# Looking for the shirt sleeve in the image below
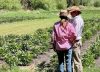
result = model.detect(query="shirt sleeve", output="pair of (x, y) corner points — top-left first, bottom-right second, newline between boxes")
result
(69, 24), (76, 39)
(74, 18), (84, 40)
(51, 26), (56, 44)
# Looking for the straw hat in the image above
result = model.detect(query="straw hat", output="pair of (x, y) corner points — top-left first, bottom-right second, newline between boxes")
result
(59, 10), (68, 16)
(68, 6), (81, 13)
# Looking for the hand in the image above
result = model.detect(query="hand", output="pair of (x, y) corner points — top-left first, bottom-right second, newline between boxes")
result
(52, 43), (57, 52)
(76, 40), (82, 47)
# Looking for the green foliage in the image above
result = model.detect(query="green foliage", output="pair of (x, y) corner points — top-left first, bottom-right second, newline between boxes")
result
(0, 0), (66, 10)
(94, 0), (100, 7)
(90, 36), (100, 59)
(82, 49), (95, 67)
(55, 0), (66, 9)
(82, 0), (91, 6)
(0, 66), (29, 72)
(31, 0), (49, 10)
(83, 30), (92, 40)
(84, 67), (100, 72)
(82, 35), (100, 67)
(35, 18), (100, 71)
(0, 10), (54, 24)
(0, 18), (100, 67)
(83, 0), (100, 7)
(82, 19), (100, 41)
(37, 35), (100, 71)
(0, 0), (21, 10)
(0, 10), (100, 25)
(0, 28), (51, 66)
(30, 0), (66, 10)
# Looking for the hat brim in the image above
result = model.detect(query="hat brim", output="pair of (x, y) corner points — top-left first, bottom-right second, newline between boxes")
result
(69, 10), (81, 13)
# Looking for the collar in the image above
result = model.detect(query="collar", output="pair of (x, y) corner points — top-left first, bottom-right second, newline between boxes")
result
(73, 15), (81, 19)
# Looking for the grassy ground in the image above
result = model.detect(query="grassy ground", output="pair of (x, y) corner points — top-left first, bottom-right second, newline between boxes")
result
(0, 18), (58, 35)
(0, 10), (100, 35)
(84, 67), (100, 72)
(0, 66), (100, 72)
(0, 66), (30, 72)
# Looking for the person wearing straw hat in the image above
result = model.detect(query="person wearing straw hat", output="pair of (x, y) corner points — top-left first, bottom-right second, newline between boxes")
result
(51, 10), (77, 72)
(68, 6), (84, 72)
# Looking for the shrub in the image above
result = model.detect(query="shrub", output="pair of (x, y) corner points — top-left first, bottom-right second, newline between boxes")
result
(0, 11), (50, 24)
(82, 49), (95, 67)
(82, 0), (90, 6)
(94, 0), (100, 7)
(90, 36), (100, 59)
(0, 0), (21, 10)
(82, 35), (100, 67)
(31, 0), (49, 10)
(0, 28), (51, 66)
(56, 0), (66, 9)
(84, 30), (92, 40)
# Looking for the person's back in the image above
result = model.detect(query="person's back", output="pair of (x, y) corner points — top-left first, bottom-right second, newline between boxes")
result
(51, 10), (76, 72)
(71, 15), (84, 40)
(53, 21), (76, 51)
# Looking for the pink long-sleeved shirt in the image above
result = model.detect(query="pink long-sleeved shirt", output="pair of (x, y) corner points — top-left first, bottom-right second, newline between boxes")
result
(51, 21), (76, 51)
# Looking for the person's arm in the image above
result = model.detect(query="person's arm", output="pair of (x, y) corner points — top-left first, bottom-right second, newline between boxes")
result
(51, 26), (56, 51)
(74, 18), (84, 46)
(75, 18), (84, 40)
(69, 24), (77, 45)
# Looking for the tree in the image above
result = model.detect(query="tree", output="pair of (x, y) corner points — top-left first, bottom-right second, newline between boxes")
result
(67, 0), (73, 7)
(80, 0), (83, 5)
(20, 0), (32, 10)
(67, 0), (83, 7)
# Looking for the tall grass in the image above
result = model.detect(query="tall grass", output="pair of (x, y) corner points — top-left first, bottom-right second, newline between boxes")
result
(0, 10), (57, 24)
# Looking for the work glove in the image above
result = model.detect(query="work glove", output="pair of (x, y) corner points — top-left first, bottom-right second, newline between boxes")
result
(73, 40), (82, 48)
(76, 40), (82, 47)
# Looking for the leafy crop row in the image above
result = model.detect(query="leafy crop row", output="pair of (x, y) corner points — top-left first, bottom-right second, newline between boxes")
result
(0, 11), (56, 24)
(35, 35), (100, 72)
(82, 35), (100, 67)
(0, 18), (100, 67)
(0, 28), (51, 66)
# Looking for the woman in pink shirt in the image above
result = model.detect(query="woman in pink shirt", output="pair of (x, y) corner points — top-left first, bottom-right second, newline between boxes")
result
(51, 10), (76, 72)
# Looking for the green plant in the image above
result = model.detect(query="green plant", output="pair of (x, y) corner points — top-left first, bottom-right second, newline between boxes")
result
(82, 49), (95, 67)
(0, 0), (21, 10)
(56, 0), (66, 9)
(94, 0), (100, 7)
(90, 36), (100, 59)
(82, 0), (90, 6)
(0, 10), (55, 24)
(0, 28), (51, 66)
(0, 18), (100, 67)
(82, 35), (100, 67)
(31, 0), (49, 10)
(0, 66), (29, 72)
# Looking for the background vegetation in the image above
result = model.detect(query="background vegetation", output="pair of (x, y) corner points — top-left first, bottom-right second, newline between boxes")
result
(0, 0), (100, 10)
